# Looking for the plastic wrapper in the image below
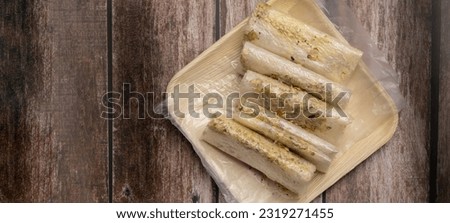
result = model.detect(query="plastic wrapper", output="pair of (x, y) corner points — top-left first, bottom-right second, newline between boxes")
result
(163, 0), (404, 202)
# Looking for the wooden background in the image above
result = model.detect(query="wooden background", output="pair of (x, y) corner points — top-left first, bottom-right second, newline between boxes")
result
(0, 0), (448, 202)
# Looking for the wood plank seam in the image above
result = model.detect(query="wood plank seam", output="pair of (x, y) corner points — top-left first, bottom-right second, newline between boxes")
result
(430, 0), (441, 203)
(436, 0), (450, 202)
(107, 0), (114, 203)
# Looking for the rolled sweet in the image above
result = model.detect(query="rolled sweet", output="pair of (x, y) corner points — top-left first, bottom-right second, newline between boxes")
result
(241, 42), (351, 107)
(202, 117), (316, 194)
(240, 70), (352, 134)
(245, 3), (363, 82)
(234, 104), (337, 172)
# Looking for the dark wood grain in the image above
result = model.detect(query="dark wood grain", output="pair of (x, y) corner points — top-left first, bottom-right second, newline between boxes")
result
(437, 0), (450, 202)
(112, 0), (217, 202)
(0, 0), (108, 202)
(326, 0), (431, 202)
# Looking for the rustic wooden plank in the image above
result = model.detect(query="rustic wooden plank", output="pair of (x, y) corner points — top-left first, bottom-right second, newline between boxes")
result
(112, 0), (217, 202)
(0, 0), (108, 202)
(437, 0), (450, 202)
(326, 0), (431, 202)
(219, 0), (258, 37)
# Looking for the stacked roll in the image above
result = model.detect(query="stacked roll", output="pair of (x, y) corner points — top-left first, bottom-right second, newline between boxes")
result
(202, 3), (362, 194)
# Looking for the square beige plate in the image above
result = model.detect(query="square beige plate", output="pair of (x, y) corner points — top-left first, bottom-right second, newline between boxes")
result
(166, 0), (399, 202)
